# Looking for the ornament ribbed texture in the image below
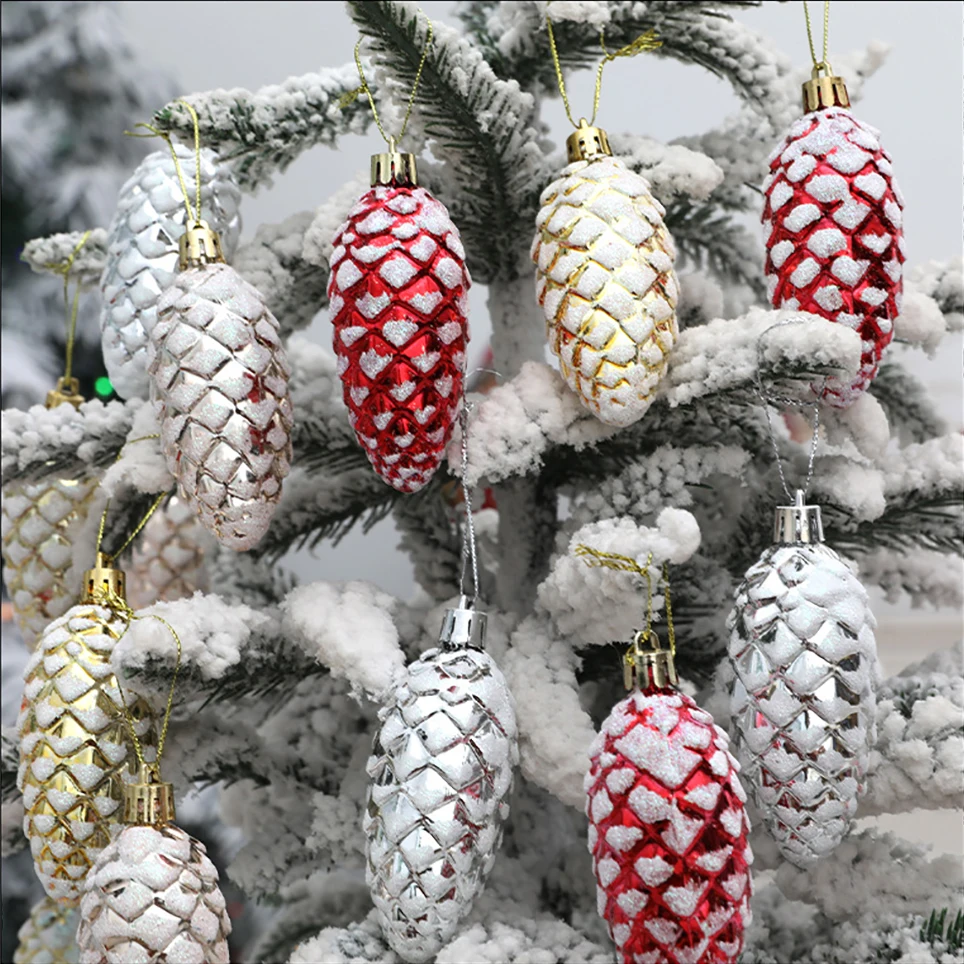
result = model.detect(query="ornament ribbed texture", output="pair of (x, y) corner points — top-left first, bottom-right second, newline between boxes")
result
(532, 155), (679, 427)
(149, 262), (293, 552)
(127, 495), (210, 610)
(17, 604), (155, 904)
(13, 897), (80, 964)
(328, 185), (470, 493)
(586, 688), (752, 964)
(763, 106), (905, 408)
(100, 145), (242, 400)
(2, 475), (98, 648)
(364, 646), (517, 962)
(727, 542), (878, 867)
(78, 823), (231, 964)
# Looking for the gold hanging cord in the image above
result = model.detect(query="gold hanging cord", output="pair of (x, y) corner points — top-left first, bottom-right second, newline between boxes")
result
(545, 8), (661, 129)
(803, 0), (831, 72)
(575, 546), (677, 689)
(341, 15), (434, 150)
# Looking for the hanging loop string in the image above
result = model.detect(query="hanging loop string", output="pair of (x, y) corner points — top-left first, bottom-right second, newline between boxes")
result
(45, 230), (92, 383)
(126, 98), (203, 223)
(457, 403), (480, 605)
(755, 322), (823, 501)
(803, 0), (831, 73)
(545, 6), (661, 128)
(342, 15), (433, 147)
(94, 435), (166, 565)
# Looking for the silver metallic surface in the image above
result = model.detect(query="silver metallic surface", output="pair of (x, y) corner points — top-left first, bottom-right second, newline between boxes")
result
(438, 596), (487, 651)
(727, 541), (878, 867)
(773, 490), (825, 545)
(100, 145), (242, 400)
(148, 263), (293, 552)
(364, 645), (518, 962)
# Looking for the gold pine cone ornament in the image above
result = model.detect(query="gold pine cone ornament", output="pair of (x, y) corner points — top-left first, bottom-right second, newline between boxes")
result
(17, 555), (155, 904)
(532, 123), (679, 426)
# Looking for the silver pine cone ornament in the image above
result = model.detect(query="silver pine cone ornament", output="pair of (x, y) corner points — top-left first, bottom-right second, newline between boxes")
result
(531, 122), (679, 427)
(727, 491), (879, 867)
(17, 556), (155, 904)
(13, 897), (80, 964)
(100, 145), (242, 400)
(1, 379), (98, 648)
(364, 597), (518, 962)
(149, 221), (293, 552)
(127, 495), (211, 610)
(78, 764), (231, 964)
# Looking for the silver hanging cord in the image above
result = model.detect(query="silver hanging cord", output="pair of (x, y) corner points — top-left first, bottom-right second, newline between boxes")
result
(755, 320), (823, 502)
(458, 401), (480, 605)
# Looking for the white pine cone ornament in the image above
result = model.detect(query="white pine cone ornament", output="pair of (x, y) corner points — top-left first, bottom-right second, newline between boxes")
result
(78, 767), (231, 964)
(13, 897), (80, 964)
(587, 638), (752, 964)
(328, 147), (469, 493)
(127, 495), (211, 610)
(149, 223), (293, 552)
(100, 145), (242, 400)
(17, 557), (155, 904)
(762, 72), (905, 408)
(532, 123), (679, 427)
(727, 492), (879, 866)
(364, 598), (517, 961)
(1, 380), (98, 649)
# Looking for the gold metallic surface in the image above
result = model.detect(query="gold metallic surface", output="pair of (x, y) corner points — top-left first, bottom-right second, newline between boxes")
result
(177, 219), (225, 270)
(802, 65), (849, 112)
(565, 120), (612, 163)
(123, 763), (176, 826)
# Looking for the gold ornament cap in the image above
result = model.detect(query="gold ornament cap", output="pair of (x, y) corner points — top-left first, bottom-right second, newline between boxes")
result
(802, 64), (850, 113)
(566, 118), (612, 163)
(124, 762), (176, 826)
(625, 629), (678, 691)
(774, 489), (825, 545)
(81, 552), (126, 603)
(371, 137), (418, 187)
(178, 220), (226, 270)
(45, 376), (84, 410)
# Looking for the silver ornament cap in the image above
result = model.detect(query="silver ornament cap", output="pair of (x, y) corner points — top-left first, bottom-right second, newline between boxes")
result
(438, 594), (487, 650)
(774, 489), (824, 544)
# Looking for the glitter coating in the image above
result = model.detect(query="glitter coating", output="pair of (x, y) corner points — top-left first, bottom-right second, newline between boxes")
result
(532, 155), (679, 427)
(587, 688), (752, 964)
(364, 646), (517, 961)
(78, 823), (230, 964)
(100, 146), (242, 400)
(2, 475), (98, 648)
(763, 107), (904, 407)
(17, 606), (156, 904)
(727, 542), (879, 866)
(149, 263), (293, 552)
(328, 185), (470, 493)
(14, 897), (80, 963)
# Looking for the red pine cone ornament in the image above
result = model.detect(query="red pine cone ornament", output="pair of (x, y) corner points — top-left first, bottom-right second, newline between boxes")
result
(328, 148), (469, 493)
(587, 639), (752, 964)
(763, 72), (904, 408)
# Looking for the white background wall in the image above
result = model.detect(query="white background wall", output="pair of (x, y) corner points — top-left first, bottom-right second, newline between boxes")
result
(118, 2), (962, 851)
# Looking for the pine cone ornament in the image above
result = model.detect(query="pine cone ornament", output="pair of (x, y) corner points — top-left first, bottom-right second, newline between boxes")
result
(128, 495), (211, 610)
(587, 653), (753, 964)
(532, 124), (679, 427)
(18, 557), (155, 904)
(1, 380), (98, 649)
(100, 145), (242, 400)
(763, 72), (904, 408)
(727, 492), (879, 867)
(149, 224), (293, 552)
(14, 897), (80, 964)
(78, 820), (231, 963)
(328, 148), (469, 493)
(364, 599), (517, 962)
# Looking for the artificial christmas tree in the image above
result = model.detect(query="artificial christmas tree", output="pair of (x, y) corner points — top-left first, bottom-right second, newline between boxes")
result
(2, 2), (962, 962)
